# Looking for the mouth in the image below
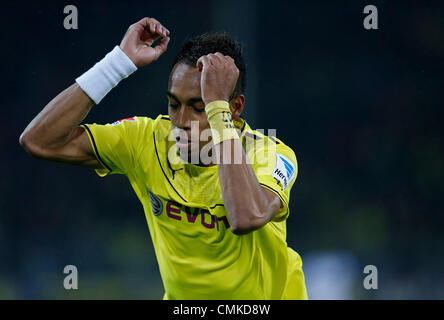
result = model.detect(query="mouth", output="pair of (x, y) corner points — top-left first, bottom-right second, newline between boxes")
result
(175, 135), (192, 148)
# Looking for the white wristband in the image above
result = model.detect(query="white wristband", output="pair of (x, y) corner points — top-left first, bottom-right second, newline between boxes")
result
(75, 46), (137, 104)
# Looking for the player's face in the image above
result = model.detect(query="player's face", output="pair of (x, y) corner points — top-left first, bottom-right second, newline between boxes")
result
(167, 63), (213, 165)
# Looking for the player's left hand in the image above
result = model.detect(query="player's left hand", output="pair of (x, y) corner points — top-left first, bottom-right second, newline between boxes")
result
(197, 53), (239, 106)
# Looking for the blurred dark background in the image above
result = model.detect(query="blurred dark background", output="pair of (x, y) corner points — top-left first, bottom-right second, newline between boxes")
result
(1, 0), (443, 299)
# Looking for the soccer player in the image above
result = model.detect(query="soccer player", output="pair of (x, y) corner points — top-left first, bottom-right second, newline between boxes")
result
(19, 17), (307, 300)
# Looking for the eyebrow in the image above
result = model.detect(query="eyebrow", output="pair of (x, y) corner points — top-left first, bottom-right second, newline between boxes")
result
(166, 91), (203, 105)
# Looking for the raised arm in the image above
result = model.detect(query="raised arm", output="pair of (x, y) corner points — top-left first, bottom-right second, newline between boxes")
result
(197, 53), (282, 235)
(19, 17), (170, 167)
(19, 83), (98, 167)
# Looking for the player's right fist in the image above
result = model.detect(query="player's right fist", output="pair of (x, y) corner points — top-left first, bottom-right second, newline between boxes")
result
(119, 17), (170, 67)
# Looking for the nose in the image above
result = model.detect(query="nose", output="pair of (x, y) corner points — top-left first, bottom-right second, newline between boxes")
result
(176, 105), (192, 131)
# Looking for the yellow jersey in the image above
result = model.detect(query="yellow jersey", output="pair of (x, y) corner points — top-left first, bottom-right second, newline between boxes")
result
(81, 115), (307, 300)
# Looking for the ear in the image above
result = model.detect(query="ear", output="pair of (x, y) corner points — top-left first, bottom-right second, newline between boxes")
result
(229, 94), (245, 120)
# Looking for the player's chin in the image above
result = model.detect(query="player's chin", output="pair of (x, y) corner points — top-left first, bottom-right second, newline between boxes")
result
(177, 146), (214, 165)
(176, 145), (201, 164)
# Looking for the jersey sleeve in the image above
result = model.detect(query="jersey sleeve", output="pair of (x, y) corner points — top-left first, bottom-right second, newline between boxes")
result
(81, 116), (153, 177)
(249, 139), (298, 222)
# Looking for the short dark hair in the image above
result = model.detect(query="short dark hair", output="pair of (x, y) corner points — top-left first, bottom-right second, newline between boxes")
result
(172, 32), (246, 99)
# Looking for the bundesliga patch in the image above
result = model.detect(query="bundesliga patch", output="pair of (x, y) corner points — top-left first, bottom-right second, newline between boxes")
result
(111, 117), (136, 126)
(272, 153), (296, 190)
(147, 188), (163, 216)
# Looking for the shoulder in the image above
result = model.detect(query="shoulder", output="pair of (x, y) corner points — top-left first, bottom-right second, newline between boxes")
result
(110, 114), (171, 138)
(244, 125), (298, 185)
(243, 126), (297, 165)
(98, 115), (172, 158)
(153, 114), (172, 132)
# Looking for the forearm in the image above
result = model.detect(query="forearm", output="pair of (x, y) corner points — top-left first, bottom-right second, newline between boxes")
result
(198, 53), (282, 234)
(20, 17), (169, 166)
(20, 46), (137, 154)
(204, 100), (276, 234)
(20, 83), (93, 150)
(216, 139), (274, 234)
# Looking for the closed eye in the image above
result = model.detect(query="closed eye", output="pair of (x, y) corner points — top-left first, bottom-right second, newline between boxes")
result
(168, 101), (204, 113)
(192, 106), (205, 113)
(169, 103), (180, 109)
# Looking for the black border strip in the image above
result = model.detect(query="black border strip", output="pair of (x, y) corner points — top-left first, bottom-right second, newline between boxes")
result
(244, 132), (263, 140)
(239, 117), (246, 133)
(269, 136), (280, 144)
(153, 132), (187, 203)
(82, 124), (112, 174)
(259, 183), (286, 206)
(209, 203), (224, 209)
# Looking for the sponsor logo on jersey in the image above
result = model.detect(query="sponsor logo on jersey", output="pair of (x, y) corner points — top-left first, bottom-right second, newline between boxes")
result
(111, 117), (136, 126)
(164, 201), (231, 231)
(147, 188), (163, 216)
(272, 153), (296, 190)
(146, 194), (231, 231)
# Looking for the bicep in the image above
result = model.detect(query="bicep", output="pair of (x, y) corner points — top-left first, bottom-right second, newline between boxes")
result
(46, 126), (102, 169)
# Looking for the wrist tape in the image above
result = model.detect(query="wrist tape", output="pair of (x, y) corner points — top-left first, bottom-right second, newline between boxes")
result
(75, 46), (137, 104)
(205, 100), (240, 146)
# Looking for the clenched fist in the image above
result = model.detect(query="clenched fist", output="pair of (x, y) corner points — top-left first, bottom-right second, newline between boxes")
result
(197, 53), (240, 106)
(119, 17), (170, 67)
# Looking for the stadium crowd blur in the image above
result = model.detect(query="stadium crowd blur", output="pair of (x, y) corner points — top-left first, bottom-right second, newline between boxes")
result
(1, 0), (443, 299)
